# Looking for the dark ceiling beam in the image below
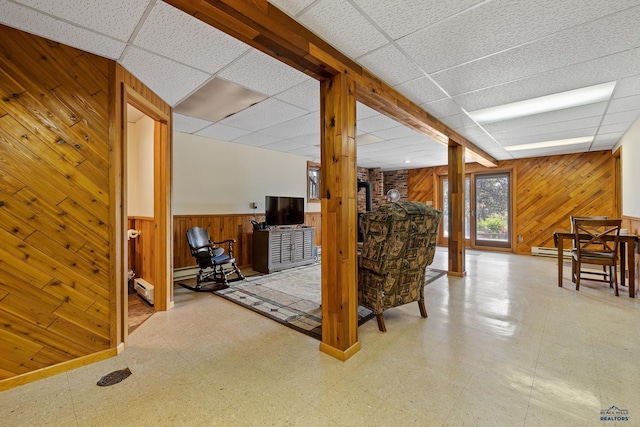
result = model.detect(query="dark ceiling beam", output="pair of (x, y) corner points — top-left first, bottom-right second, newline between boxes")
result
(164, 0), (498, 167)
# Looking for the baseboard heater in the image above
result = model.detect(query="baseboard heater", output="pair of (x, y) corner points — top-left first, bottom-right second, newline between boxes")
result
(531, 246), (571, 258)
(134, 278), (154, 305)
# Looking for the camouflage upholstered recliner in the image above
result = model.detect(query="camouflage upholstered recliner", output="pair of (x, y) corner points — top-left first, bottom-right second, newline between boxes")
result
(358, 201), (442, 332)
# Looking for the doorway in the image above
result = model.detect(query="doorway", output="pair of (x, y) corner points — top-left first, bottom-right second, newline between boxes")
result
(117, 82), (172, 345)
(126, 104), (156, 333)
(439, 171), (512, 250)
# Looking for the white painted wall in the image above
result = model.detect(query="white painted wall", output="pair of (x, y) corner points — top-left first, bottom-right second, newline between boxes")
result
(173, 132), (321, 215)
(618, 116), (640, 217)
(127, 115), (155, 217)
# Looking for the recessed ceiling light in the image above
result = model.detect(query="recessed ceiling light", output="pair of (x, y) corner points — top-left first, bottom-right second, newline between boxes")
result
(504, 136), (593, 151)
(404, 160), (411, 163)
(467, 82), (616, 124)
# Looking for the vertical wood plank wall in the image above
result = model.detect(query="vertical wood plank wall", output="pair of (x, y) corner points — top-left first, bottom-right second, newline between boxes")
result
(0, 25), (112, 380)
(173, 212), (321, 270)
(408, 151), (616, 254)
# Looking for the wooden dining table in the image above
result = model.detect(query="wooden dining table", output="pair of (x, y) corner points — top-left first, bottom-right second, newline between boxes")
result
(553, 231), (639, 298)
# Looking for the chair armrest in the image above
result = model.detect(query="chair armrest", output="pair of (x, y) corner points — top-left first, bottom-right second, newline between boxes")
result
(191, 242), (218, 251)
(212, 239), (237, 257)
(211, 239), (236, 245)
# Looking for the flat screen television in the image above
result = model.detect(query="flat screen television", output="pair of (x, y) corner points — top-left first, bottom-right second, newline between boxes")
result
(265, 196), (305, 226)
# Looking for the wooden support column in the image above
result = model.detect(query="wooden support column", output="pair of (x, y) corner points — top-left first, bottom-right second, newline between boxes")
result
(448, 143), (466, 277)
(319, 73), (360, 361)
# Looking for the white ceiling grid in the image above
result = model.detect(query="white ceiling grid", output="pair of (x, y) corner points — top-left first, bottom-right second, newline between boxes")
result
(2, 0), (640, 170)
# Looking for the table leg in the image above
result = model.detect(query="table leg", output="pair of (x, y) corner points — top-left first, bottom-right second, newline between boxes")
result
(628, 240), (635, 298)
(557, 235), (564, 287)
(620, 241), (626, 291)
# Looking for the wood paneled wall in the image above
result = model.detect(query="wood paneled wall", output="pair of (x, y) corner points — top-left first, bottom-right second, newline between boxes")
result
(127, 217), (155, 284)
(174, 212), (322, 270)
(0, 25), (113, 380)
(408, 151), (616, 254)
(0, 25), (172, 387)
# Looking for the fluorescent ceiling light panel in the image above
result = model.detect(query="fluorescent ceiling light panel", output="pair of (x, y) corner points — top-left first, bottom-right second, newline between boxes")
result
(356, 133), (383, 145)
(504, 136), (593, 152)
(174, 77), (268, 122)
(468, 82), (616, 124)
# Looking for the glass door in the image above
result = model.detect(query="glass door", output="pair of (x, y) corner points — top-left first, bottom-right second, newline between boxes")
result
(473, 172), (511, 249)
(439, 171), (512, 250)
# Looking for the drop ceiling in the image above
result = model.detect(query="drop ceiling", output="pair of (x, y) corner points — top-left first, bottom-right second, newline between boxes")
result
(2, 0), (640, 170)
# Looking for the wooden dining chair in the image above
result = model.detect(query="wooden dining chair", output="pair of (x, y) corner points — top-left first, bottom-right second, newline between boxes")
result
(571, 219), (621, 296)
(570, 215), (609, 282)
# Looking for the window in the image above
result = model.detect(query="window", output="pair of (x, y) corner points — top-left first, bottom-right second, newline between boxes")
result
(307, 161), (320, 202)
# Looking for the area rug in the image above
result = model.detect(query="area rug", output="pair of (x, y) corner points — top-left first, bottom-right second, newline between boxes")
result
(181, 263), (447, 340)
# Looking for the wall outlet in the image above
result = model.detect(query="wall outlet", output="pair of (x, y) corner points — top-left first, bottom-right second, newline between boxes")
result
(425, 200), (433, 206)
(249, 202), (257, 209)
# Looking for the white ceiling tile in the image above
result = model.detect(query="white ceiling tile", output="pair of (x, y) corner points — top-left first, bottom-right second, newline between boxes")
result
(120, 46), (211, 106)
(614, 74), (640, 99)
(218, 50), (309, 96)
(232, 132), (281, 147)
(396, 0), (640, 74)
(394, 135), (443, 150)
(599, 122), (636, 134)
(394, 77), (449, 105)
(0, 1), (126, 59)
(357, 113), (401, 133)
(173, 113), (213, 133)
(608, 95), (640, 114)
(298, 0), (388, 58)
(590, 139), (617, 149)
(356, 102), (381, 119)
(489, 117), (603, 141)
(288, 145), (321, 159)
(421, 98), (463, 119)
(594, 131), (624, 143)
(432, 7), (640, 96)
(508, 143), (592, 159)
(356, 142), (393, 154)
(357, 44), (424, 86)
(371, 126), (419, 141)
(441, 114), (476, 130)
(133, 2), (250, 73)
(195, 123), (252, 141)
(261, 139), (308, 152)
(353, 0), (484, 40)
(273, 79), (320, 112)
(482, 103), (608, 134)
(454, 127), (509, 159)
(285, 132), (320, 146)
(453, 52), (632, 111)
(219, 98), (307, 131)
(623, 47), (640, 79)
(497, 128), (599, 148)
(268, 0), (316, 16)
(14, 0), (151, 40)
(601, 110), (640, 126)
(260, 113), (320, 139)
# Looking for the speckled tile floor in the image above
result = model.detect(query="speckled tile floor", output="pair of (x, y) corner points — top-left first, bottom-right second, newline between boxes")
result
(2, 250), (639, 426)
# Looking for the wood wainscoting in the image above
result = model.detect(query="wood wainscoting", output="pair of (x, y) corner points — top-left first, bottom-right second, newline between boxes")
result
(174, 212), (322, 270)
(408, 151), (616, 255)
(127, 217), (155, 286)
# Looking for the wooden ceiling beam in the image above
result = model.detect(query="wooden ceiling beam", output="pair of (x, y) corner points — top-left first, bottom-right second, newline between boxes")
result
(164, 0), (498, 167)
